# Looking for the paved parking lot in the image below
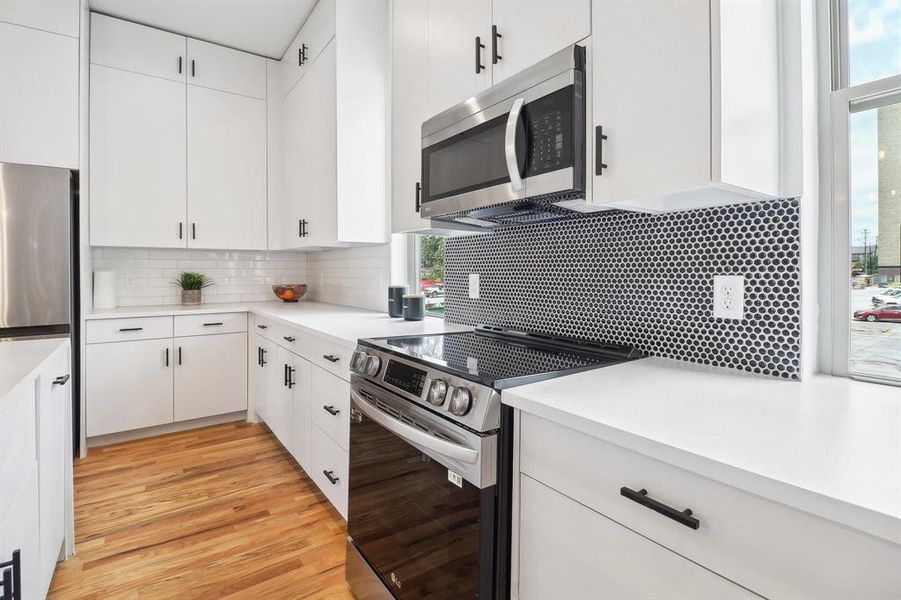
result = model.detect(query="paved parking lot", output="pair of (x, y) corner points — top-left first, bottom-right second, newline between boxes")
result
(850, 287), (901, 380)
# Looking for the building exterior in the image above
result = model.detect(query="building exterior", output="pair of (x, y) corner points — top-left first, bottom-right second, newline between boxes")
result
(877, 103), (901, 281)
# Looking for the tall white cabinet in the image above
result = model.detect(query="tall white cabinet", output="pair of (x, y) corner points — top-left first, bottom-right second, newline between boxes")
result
(270, 0), (387, 251)
(90, 13), (268, 249)
(0, 5), (78, 169)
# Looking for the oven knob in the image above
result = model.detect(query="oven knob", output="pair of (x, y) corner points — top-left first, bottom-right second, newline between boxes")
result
(448, 387), (472, 416)
(427, 379), (448, 406)
(365, 355), (382, 377)
(351, 351), (367, 373)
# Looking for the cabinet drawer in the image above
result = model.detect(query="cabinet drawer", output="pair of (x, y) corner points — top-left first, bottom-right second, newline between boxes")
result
(90, 13), (186, 82)
(174, 312), (247, 337)
(312, 424), (348, 519)
(306, 335), (351, 381)
(86, 316), (173, 344)
(519, 413), (901, 599)
(253, 315), (307, 354)
(311, 367), (349, 450)
(281, 0), (335, 96)
(0, 383), (36, 517)
(518, 475), (756, 600)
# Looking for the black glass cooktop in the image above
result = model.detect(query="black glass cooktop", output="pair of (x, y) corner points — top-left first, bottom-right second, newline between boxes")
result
(360, 325), (642, 389)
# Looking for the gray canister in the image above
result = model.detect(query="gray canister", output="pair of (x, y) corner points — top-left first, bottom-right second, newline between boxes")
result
(388, 285), (408, 317)
(402, 294), (426, 321)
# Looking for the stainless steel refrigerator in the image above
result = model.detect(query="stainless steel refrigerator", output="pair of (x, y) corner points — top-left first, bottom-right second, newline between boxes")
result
(0, 162), (80, 451)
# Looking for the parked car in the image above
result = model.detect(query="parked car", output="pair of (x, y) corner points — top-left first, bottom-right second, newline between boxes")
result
(853, 304), (901, 322)
(871, 289), (901, 306)
(424, 285), (444, 298)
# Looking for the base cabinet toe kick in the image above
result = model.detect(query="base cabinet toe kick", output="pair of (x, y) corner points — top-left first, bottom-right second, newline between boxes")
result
(511, 411), (901, 600)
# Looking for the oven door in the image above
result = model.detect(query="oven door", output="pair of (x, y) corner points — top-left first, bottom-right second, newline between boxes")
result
(348, 376), (497, 599)
(420, 69), (584, 220)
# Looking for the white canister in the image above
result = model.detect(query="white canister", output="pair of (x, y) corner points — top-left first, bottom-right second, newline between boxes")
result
(93, 270), (117, 309)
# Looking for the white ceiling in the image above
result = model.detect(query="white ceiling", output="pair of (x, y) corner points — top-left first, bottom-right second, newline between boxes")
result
(89, 0), (318, 59)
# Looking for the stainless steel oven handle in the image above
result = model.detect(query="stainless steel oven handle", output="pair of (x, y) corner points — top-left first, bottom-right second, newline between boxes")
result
(351, 388), (479, 465)
(504, 97), (525, 192)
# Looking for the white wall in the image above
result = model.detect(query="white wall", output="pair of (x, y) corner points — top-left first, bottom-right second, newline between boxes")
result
(306, 244), (391, 312)
(91, 247), (308, 307)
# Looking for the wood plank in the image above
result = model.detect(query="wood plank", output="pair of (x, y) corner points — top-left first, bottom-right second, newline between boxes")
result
(48, 422), (354, 599)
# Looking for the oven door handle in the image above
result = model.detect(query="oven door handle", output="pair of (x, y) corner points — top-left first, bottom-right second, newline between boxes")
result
(351, 389), (479, 465)
(504, 97), (525, 192)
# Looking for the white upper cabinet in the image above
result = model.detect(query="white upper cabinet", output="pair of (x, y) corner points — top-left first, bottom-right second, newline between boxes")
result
(0, 23), (78, 168)
(0, 0), (78, 37)
(90, 14), (269, 249)
(187, 38), (266, 99)
(425, 0), (491, 116)
(90, 63), (187, 248)
(390, 0), (433, 234)
(274, 0), (387, 250)
(90, 13), (186, 82)
(589, 0), (801, 211)
(187, 85), (267, 250)
(490, 0), (589, 84)
(281, 0), (335, 97)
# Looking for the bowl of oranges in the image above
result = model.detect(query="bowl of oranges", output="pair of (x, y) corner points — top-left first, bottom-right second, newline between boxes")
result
(272, 283), (308, 303)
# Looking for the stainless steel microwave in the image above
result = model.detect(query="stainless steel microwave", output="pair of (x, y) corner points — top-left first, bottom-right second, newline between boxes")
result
(420, 44), (586, 227)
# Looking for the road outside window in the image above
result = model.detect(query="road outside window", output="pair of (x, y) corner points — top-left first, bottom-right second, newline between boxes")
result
(418, 235), (445, 317)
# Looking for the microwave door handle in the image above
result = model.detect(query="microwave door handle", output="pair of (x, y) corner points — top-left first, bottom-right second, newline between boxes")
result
(351, 388), (478, 464)
(504, 97), (525, 192)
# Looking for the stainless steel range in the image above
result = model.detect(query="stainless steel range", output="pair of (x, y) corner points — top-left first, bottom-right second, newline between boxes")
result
(345, 325), (641, 599)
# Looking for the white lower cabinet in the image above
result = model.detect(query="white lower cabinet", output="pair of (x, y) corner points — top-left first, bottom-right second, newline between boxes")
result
(250, 316), (351, 519)
(518, 475), (755, 600)
(311, 425), (348, 519)
(174, 333), (247, 421)
(36, 348), (70, 595)
(290, 358), (312, 470)
(86, 316), (249, 438)
(86, 338), (174, 437)
(0, 466), (41, 600)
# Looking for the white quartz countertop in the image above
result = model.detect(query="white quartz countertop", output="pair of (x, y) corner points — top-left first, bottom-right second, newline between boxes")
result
(86, 301), (469, 348)
(502, 356), (901, 545)
(0, 337), (69, 399)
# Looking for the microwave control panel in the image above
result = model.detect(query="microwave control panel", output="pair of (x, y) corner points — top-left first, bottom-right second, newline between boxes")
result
(525, 85), (574, 176)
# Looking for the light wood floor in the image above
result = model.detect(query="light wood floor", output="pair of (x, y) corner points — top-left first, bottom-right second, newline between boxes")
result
(49, 422), (355, 599)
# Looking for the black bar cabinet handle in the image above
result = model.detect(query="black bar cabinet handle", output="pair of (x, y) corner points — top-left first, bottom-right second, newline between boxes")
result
(191, 59), (195, 77)
(178, 56), (182, 74)
(202, 322), (223, 327)
(415, 181), (421, 212)
(179, 222), (183, 239)
(165, 347), (170, 367)
(283, 336), (295, 343)
(287, 366), (295, 389)
(322, 470), (339, 485)
(298, 46), (303, 65)
(0, 549), (21, 600)
(322, 354), (340, 363)
(118, 327), (143, 332)
(620, 487), (699, 530)
(323, 405), (340, 416)
(283, 363), (288, 387)
(177, 346), (182, 366)
(260, 348), (267, 365)
(257, 347), (261, 367)
(53, 374), (70, 385)
(491, 25), (502, 64)
(257, 324), (268, 330)
(192, 223), (196, 240)
(595, 126), (608, 175)
(475, 36), (485, 73)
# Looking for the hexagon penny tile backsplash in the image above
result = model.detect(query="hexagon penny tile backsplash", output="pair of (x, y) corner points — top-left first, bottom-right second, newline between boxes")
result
(444, 198), (801, 380)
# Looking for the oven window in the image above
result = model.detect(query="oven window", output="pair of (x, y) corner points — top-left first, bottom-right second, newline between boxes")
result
(348, 404), (494, 598)
(423, 112), (511, 201)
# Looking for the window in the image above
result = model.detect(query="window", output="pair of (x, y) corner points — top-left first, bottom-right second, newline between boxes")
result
(414, 235), (446, 317)
(828, 0), (901, 384)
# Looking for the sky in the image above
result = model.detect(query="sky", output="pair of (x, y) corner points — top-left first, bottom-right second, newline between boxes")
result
(848, 0), (901, 248)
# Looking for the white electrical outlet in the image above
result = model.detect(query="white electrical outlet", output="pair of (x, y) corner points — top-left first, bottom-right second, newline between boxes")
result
(468, 274), (480, 299)
(713, 275), (745, 320)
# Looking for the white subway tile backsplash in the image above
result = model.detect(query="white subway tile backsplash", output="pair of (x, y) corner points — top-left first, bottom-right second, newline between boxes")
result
(91, 245), (391, 312)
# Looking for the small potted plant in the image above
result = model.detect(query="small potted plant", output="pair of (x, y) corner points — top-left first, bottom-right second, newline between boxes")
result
(174, 272), (212, 305)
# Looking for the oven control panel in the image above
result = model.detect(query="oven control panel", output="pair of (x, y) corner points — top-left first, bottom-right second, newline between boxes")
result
(383, 360), (427, 397)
